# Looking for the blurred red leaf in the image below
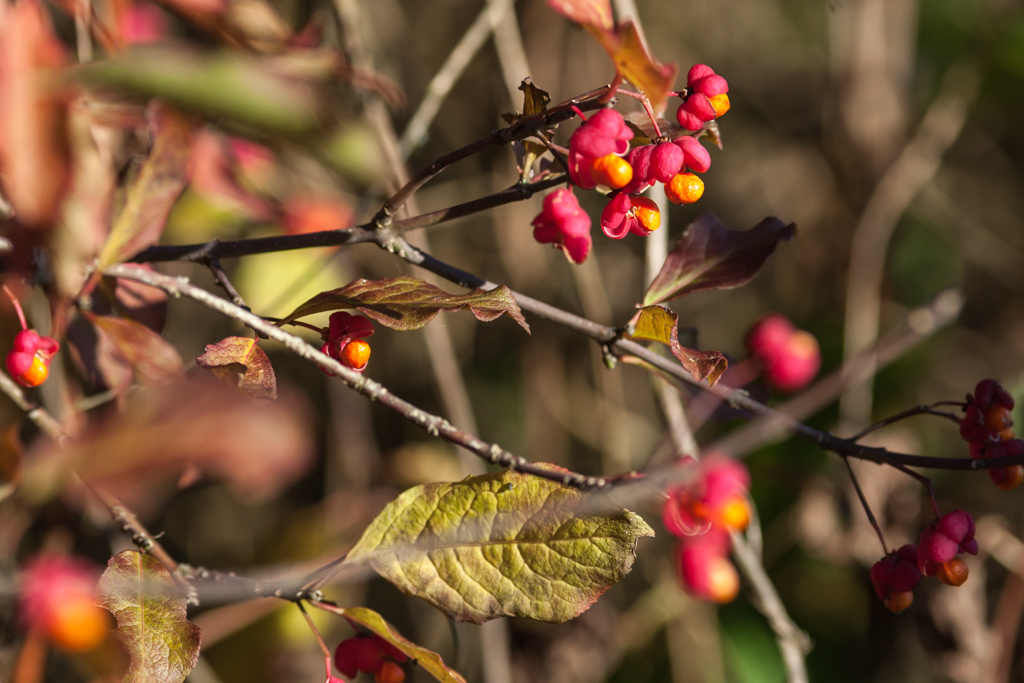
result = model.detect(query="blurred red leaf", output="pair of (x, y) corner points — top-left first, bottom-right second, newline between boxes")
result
(97, 102), (191, 268)
(545, 1), (676, 115)
(86, 313), (184, 385)
(24, 377), (315, 509)
(282, 276), (530, 333)
(66, 314), (135, 397)
(190, 130), (275, 220)
(196, 336), (277, 402)
(0, 0), (70, 227)
(105, 269), (169, 333)
(643, 215), (796, 306)
(281, 195), (352, 235)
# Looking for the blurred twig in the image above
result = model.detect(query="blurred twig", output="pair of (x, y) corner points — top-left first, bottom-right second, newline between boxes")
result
(840, 63), (980, 429)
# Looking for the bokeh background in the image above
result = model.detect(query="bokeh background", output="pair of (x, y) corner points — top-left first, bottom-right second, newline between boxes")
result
(4, 0), (1024, 681)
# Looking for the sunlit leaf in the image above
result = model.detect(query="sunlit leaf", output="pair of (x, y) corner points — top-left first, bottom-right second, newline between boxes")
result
(545, 1), (677, 115)
(627, 305), (676, 345)
(97, 103), (191, 268)
(75, 47), (324, 135)
(282, 276), (530, 333)
(97, 551), (200, 683)
(87, 313), (184, 385)
(519, 78), (551, 117)
(346, 467), (653, 624)
(644, 215), (796, 306)
(670, 324), (727, 386)
(196, 336), (277, 402)
(314, 604), (467, 683)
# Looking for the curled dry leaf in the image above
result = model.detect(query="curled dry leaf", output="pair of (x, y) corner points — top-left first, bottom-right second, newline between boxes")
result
(98, 550), (200, 683)
(282, 276), (530, 333)
(22, 377), (314, 510)
(196, 336), (277, 402)
(626, 306), (728, 385)
(346, 466), (654, 624)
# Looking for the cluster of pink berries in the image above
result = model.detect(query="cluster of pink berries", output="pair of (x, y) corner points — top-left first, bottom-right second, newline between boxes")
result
(870, 510), (978, 613)
(744, 314), (821, 393)
(532, 65), (728, 265)
(662, 456), (751, 603)
(4, 287), (60, 388)
(320, 312), (374, 375)
(961, 379), (1022, 490)
(334, 634), (408, 683)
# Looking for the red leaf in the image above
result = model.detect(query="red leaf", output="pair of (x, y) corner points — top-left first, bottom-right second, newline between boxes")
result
(196, 336), (277, 402)
(0, 0), (70, 228)
(24, 377), (315, 510)
(86, 313), (184, 385)
(670, 324), (727, 386)
(545, 0), (612, 31)
(644, 214), (795, 306)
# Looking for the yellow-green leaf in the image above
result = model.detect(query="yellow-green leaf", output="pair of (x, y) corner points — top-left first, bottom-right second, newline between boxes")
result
(627, 305), (676, 345)
(97, 551), (200, 683)
(346, 468), (653, 624)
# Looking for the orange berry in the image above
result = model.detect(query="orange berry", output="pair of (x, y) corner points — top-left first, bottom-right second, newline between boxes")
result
(666, 173), (704, 205)
(883, 591), (914, 613)
(937, 559), (969, 587)
(590, 154), (633, 189)
(985, 406), (1014, 432)
(709, 93), (730, 118)
(375, 660), (406, 683)
(17, 354), (50, 388)
(630, 196), (661, 232)
(46, 593), (108, 651)
(341, 340), (371, 370)
(718, 495), (750, 532)
(706, 556), (740, 604)
(999, 428), (1016, 442)
(995, 465), (1024, 491)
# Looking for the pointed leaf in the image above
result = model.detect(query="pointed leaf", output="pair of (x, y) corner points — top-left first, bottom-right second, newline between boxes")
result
(670, 324), (727, 386)
(519, 78), (551, 117)
(196, 336), (277, 402)
(98, 103), (191, 268)
(282, 276), (530, 333)
(644, 215), (796, 306)
(314, 604), (467, 683)
(87, 313), (184, 385)
(545, 2), (676, 115)
(346, 467), (654, 624)
(627, 305), (676, 346)
(97, 550), (200, 683)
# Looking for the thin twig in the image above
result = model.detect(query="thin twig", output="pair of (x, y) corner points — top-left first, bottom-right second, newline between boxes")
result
(842, 456), (888, 555)
(847, 402), (964, 442)
(104, 263), (615, 490)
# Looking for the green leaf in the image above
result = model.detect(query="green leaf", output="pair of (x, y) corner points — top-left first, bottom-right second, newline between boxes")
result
(97, 551), (200, 683)
(75, 47), (324, 136)
(627, 305), (676, 345)
(87, 313), (184, 385)
(196, 336), (277, 402)
(282, 276), (530, 333)
(346, 467), (653, 624)
(98, 103), (191, 269)
(314, 604), (467, 683)
(644, 215), (795, 306)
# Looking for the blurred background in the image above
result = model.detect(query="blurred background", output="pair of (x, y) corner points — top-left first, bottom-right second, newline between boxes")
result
(3, 0), (1024, 681)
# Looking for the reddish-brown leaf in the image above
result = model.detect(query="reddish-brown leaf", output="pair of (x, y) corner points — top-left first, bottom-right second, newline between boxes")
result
(97, 102), (191, 268)
(86, 313), (184, 385)
(644, 215), (796, 306)
(108, 271), (169, 333)
(283, 276), (530, 333)
(545, 2), (676, 115)
(545, 0), (612, 31)
(670, 324), (728, 386)
(196, 336), (277, 402)
(23, 377), (315, 509)
(0, 0), (70, 228)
